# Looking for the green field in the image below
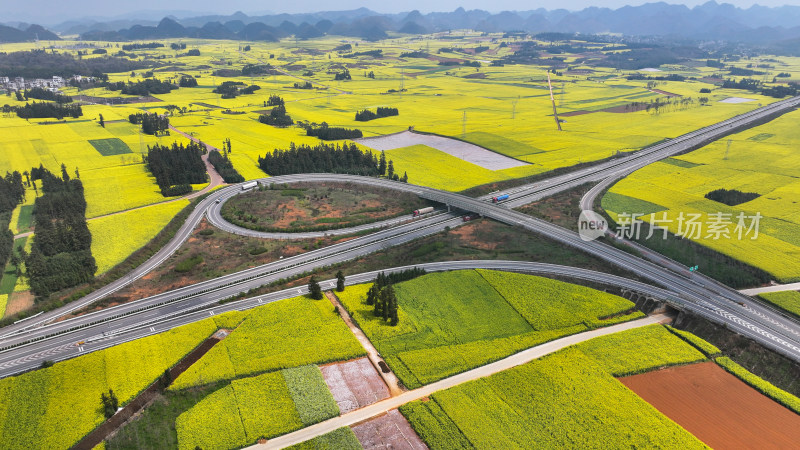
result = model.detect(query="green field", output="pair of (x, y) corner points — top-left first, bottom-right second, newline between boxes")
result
(176, 365), (338, 450)
(88, 138), (133, 156)
(0, 319), (218, 450)
(337, 269), (642, 388)
(400, 325), (708, 449)
(759, 291), (800, 317)
(170, 295), (365, 390)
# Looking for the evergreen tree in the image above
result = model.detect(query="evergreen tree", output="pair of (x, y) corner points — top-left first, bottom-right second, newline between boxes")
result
(336, 270), (345, 292)
(308, 275), (323, 300)
(366, 284), (377, 306)
(98, 113), (104, 128)
(378, 151), (387, 175)
(387, 160), (394, 179)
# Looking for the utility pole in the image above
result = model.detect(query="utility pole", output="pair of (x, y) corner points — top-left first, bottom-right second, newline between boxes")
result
(547, 72), (562, 131)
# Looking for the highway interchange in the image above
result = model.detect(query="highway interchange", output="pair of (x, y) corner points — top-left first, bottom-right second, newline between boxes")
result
(1, 94), (800, 378)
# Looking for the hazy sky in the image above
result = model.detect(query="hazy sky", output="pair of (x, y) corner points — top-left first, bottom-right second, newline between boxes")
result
(6, 0), (800, 24)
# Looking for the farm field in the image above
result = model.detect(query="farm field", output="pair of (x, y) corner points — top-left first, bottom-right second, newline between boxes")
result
(0, 317), (218, 450)
(336, 269), (642, 388)
(170, 294), (365, 390)
(400, 325), (708, 449)
(175, 365), (339, 450)
(0, 33), (790, 300)
(603, 108), (800, 282)
(621, 361), (800, 449)
(759, 290), (800, 317)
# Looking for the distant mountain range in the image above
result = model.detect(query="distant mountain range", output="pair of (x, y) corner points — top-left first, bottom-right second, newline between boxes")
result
(3, 2), (800, 50)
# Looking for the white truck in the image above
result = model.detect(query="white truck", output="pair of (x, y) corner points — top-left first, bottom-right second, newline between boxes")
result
(241, 181), (258, 190)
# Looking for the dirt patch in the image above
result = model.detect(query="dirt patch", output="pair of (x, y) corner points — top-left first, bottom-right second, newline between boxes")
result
(650, 88), (681, 97)
(463, 73), (487, 79)
(222, 182), (422, 233)
(449, 221), (498, 250)
(356, 130), (528, 171)
(620, 361), (800, 449)
(4, 291), (34, 317)
(321, 357), (390, 414)
(351, 409), (428, 450)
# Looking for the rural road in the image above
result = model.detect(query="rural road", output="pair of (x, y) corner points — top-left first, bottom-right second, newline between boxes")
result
(740, 283), (800, 296)
(252, 314), (668, 449)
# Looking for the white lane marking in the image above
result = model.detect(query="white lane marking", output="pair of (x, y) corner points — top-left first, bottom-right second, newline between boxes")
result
(209, 311), (214, 316)
(150, 327), (155, 332)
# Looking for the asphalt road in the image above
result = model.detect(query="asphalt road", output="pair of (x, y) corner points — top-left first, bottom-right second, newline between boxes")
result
(1, 95), (799, 376)
(0, 260), (685, 377)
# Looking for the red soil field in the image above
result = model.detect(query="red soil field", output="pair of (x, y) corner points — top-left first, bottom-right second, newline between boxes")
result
(621, 361), (800, 449)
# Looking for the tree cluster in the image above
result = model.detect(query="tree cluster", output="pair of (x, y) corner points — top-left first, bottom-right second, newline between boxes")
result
(267, 94), (284, 106)
(721, 78), (760, 90)
(23, 87), (73, 103)
(365, 272), (399, 326)
(342, 49), (382, 58)
(355, 107), (398, 122)
(705, 188), (760, 207)
(213, 81), (259, 98)
(334, 69), (351, 81)
(208, 149), (244, 183)
(121, 42), (164, 50)
(170, 43), (187, 50)
(762, 84), (798, 98)
(27, 166), (96, 296)
(305, 124), (363, 140)
(14, 101), (82, 119)
(117, 78), (178, 96)
(258, 142), (380, 176)
(258, 104), (293, 127)
(293, 81), (313, 89)
(179, 75), (198, 87)
(128, 112), (169, 135)
(242, 64), (274, 76)
(145, 141), (207, 196)
(0, 50), (156, 79)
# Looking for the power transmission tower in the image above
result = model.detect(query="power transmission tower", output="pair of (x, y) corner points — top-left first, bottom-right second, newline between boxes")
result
(400, 69), (405, 93)
(724, 139), (731, 160)
(511, 98), (519, 119)
(462, 111), (467, 138)
(547, 72), (562, 131)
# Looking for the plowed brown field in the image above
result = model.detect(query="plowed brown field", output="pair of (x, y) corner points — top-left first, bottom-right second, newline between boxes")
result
(621, 361), (800, 449)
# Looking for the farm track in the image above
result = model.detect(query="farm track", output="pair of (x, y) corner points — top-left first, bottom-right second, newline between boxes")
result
(0, 96), (798, 378)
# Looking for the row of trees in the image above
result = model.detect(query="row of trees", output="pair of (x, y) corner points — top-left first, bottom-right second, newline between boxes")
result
(114, 78), (178, 96)
(22, 87), (73, 103)
(366, 272), (399, 326)
(128, 112), (169, 135)
(207, 140), (244, 183)
(258, 142), (379, 176)
(14, 101), (82, 119)
(145, 142), (207, 196)
(0, 171), (26, 281)
(305, 124), (363, 140)
(355, 107), (399, 122)
(27, 166), (96, 296)
(121, 42), (163, 50)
